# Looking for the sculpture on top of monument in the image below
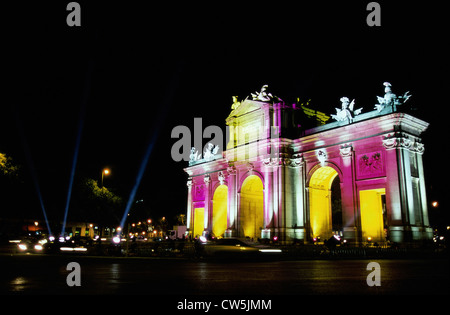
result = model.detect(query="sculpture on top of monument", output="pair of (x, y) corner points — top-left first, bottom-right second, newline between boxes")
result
(203, 143), (220, 161)
(189, 147), (201, 164)
(375, 82), (411, 112)
(331, 97), (362, 123)
(231, 96), (241, 110)
(250, 85), (283, 103)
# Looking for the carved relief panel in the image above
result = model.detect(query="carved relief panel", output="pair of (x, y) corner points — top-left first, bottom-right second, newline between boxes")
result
(193, 184), (205, 202)
(356, 151), (385, 180)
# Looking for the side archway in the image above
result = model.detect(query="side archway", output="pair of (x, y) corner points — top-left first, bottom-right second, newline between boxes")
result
(212, 184), (228, 238)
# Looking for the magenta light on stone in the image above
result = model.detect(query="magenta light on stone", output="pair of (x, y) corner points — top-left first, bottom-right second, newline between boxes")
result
(183, 84), (431, 245)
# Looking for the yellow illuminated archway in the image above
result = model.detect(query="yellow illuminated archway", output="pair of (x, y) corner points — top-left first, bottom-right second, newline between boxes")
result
(309, 166), (339, 240)
(212, 185), (228, 238)
(360, 188), (386, 243)
(239, 175), (264, 239)
(193, 208), (204, 238)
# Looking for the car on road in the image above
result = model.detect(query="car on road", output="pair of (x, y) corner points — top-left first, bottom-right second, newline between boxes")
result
(10, 236), (47, 254)
(197, 237), (282, 259)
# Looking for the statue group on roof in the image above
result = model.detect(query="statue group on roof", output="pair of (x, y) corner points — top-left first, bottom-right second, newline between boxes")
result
(228, 82), (412, 126)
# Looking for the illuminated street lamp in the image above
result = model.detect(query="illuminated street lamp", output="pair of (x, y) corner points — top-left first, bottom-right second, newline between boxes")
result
(432, 201), (439, 208)
(101, 168), (110, 187)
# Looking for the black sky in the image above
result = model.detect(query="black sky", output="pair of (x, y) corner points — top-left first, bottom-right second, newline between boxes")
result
(2, 1), (448, 227)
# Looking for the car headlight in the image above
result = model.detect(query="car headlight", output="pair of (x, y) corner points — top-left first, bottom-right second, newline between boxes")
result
(34, 244), (44, 251)
(38, 239), (48, 245)
(18, 244), (28, 251)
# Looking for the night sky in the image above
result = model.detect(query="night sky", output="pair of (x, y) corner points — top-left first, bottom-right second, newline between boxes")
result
(2, 2), (448, 229)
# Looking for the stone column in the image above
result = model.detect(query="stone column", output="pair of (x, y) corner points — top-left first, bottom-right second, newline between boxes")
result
(400, 138), (415, 225)
(287, 154), (306, 242)
(186, 178), (193, 235)
(272, 162), (279, 237)
(277, 156), (288, 242)
(225, 165), (237, 238)
(262, 160), (274, 239)
(383, 133), (413, 242)
(203, 174), (212, 236)
(415, 142), (433, 240)
(339, 145), (358, 243)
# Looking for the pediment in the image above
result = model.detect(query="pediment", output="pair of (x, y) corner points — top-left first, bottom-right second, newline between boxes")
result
(226, 99), (266, 122)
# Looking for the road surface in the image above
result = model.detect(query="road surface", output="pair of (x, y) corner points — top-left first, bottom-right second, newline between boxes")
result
(1, 254), (448, 295)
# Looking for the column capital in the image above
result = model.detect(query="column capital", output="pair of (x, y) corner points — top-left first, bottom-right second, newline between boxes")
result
(339, 144), (353, 157)
(218, 171), (226, 185)
(414, 142), (425, 154)
(288, 153), (303, 167)
(227, 165), (236, 175)
(382, 132), (412, 150)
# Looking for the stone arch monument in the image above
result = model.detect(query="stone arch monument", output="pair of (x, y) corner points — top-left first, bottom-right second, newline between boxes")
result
(184, 84), (432, 245)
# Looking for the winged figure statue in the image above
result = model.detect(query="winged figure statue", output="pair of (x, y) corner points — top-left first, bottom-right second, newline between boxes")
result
(203, 143), (220, 161)
(331, 97), (362, 123)
(375, 82), (411, 112)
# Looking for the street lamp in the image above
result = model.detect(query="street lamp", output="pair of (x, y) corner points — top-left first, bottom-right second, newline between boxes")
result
(101, 168), (110, 187)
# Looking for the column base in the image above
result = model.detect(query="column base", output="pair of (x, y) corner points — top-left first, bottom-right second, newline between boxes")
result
(261, 228), (271, 239)
(343, 227), (358, 244)
(284, 228), (306, 243)
(389, 226), (434, 243)
(224, 229), (236, 238)
(423, 227), (433, 240)
(389, 226), (405, 243)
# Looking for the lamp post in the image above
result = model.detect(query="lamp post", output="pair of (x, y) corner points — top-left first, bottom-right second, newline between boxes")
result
(101, 168), (110, 188)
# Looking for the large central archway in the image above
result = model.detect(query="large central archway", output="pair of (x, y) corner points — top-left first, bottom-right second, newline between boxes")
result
(309, 166), (340, 241)
(239, 175), (264, 240)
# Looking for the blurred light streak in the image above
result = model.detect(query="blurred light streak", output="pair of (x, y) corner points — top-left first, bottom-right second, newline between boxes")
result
(119, 65), (182, 230)
(15, 111), (52, 236)
(61, 59), (94, 236)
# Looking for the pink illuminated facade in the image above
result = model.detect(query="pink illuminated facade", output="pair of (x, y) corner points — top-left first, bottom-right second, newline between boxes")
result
(184, 87), (432, 245)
